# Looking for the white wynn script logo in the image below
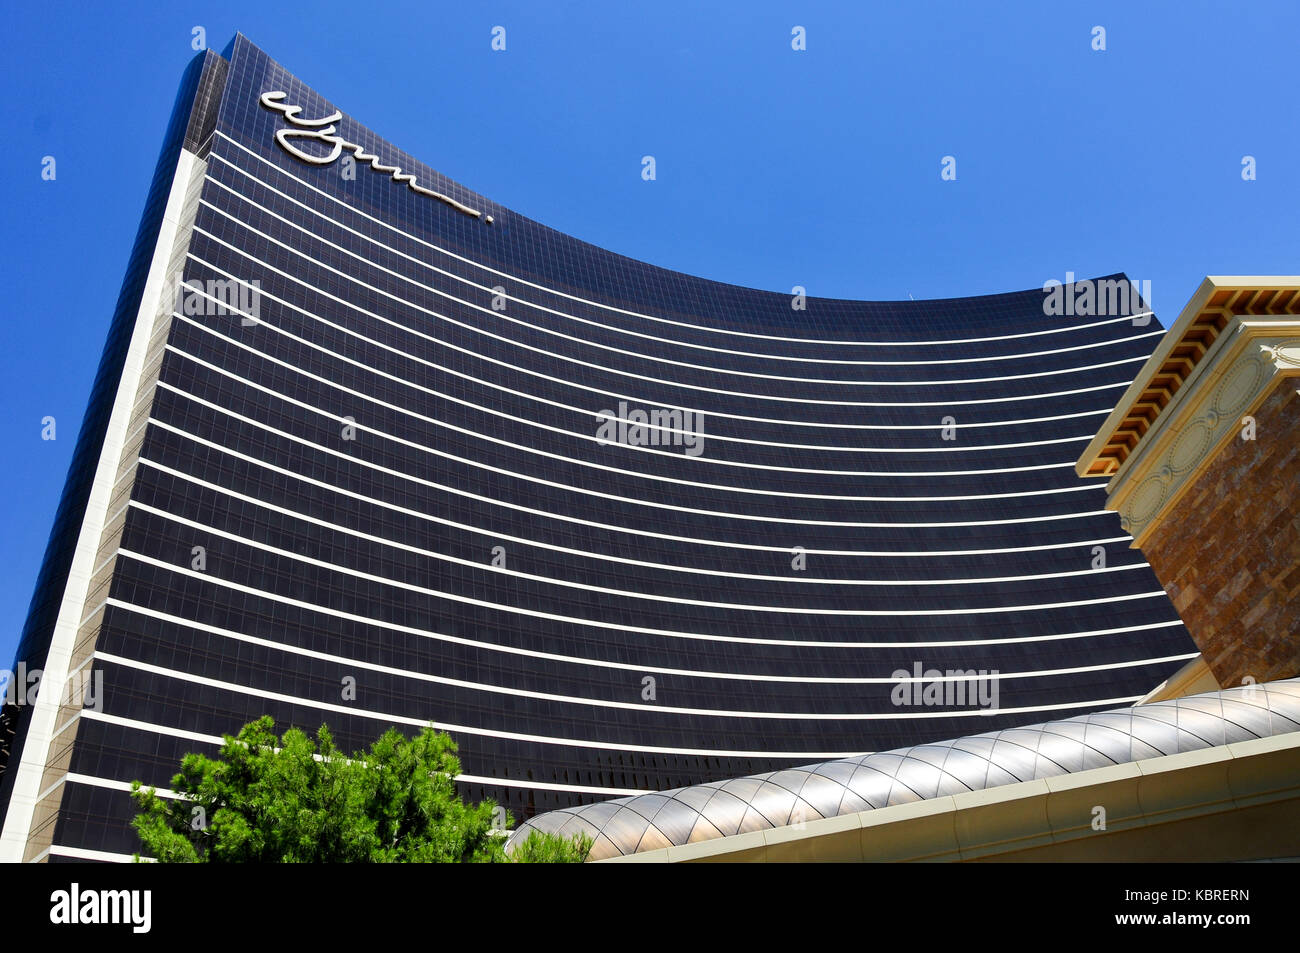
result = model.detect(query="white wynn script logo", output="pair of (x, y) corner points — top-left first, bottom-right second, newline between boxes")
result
(259, 91), (493, 223)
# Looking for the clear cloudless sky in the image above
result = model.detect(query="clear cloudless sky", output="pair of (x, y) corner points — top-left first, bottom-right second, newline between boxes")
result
(0, 1), (1296, 669)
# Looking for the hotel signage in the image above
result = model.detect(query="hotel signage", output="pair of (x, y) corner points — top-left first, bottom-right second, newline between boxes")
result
(259, 91), (492, 223)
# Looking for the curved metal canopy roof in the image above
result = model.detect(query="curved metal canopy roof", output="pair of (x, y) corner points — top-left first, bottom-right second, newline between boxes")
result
(506, 679), (1300, 860)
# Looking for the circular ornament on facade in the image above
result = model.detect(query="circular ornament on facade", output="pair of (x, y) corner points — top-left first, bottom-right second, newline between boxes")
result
(1128, 476), (1167, 525)
(1213, 358), (1263, 416)
(1168, 419), (1212, 474)
(1275, 344), (1300, 367)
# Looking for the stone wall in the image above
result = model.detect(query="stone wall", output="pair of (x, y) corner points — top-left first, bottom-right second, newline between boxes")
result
(1141, 379), (1300, 688)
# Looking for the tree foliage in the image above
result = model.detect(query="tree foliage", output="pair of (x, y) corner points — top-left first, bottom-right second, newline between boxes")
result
(507, 829), (594, 863)
(130, 716), (587, 863)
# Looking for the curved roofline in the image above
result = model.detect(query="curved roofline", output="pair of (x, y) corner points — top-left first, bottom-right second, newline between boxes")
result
(228, 34), (1152, 338)
(507, 678), (1300, 860)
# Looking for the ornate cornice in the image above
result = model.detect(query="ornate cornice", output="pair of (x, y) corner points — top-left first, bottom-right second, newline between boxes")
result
(1078, 278), (1300, 480)
(1087, 286), (1300, 546)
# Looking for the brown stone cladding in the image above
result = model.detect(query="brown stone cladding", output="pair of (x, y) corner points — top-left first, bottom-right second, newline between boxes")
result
(1140, 378), (1300, 687)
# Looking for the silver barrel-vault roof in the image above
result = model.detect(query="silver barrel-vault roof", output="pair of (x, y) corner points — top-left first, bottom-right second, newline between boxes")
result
(506, 679), (1300, 860)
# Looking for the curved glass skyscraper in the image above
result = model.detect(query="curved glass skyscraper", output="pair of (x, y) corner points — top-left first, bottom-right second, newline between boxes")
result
(0, 36), (1196, 861)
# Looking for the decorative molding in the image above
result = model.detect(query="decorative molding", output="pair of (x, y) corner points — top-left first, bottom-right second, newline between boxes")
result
(1077, 278), (1300, 479)
(1109, 330), (1300, 546)
(1273, 343), (1300, 367)
(259, 91), (493, 224)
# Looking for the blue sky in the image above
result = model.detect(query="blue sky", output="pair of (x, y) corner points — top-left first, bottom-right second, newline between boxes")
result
(0, 1), (1296, 670)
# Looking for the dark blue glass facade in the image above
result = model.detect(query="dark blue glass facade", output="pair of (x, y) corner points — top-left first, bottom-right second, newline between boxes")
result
(4, 36), (1196, 860)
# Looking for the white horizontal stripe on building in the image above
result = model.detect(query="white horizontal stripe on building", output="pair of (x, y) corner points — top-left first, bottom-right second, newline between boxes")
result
(105, 546), (1185, 649)
(116, 529), (1169, 617)
(186, 251), (1119, 434)
(106, 597), (1191, 684)
(188, 228), (1137, 409)
(173, 289), (1113, 460)
(92, 652), (1149, 752)
(158, 359), (1114, 523)
(61, 754), (648, 799)
(136, 456), (1148, 587)
(128, 493), (1155, 612)
(162, 330), (1104, 514)
(190, 214), (1158, 389)
(212, 134), (1156, 350)
(145, 414), (1133, 558)
(202, 165), (1162, 367)
(47, 845), (149, 864)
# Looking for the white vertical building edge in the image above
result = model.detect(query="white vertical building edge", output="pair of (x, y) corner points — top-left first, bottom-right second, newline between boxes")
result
(0, 148), (203, 862)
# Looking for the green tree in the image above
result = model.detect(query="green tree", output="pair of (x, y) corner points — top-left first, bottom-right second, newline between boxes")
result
(507, 828), (594, 863)
(130, 716), (588, 863)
